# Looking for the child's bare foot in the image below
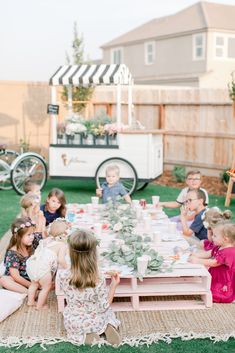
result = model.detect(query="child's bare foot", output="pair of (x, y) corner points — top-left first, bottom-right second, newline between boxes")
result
(27, 301), (36, 306)
(36, 304), (48, 310)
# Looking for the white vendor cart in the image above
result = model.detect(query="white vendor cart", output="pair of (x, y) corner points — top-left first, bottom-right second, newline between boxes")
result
(9, 64), (163, 195)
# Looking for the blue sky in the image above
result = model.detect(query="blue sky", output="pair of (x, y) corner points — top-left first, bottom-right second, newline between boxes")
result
(0, 0), (235, 81)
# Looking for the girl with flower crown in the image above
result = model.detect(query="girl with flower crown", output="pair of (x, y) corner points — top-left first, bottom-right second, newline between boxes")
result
(58, 229), (121, 346)
(26, 218), (69, 309)
(0, 217), (40, 294)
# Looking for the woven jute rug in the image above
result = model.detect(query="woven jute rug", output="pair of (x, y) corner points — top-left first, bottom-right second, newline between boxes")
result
(0, 231), (235, 348)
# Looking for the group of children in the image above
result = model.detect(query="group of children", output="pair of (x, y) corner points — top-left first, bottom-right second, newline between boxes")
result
(0, 166), (235, 345)
(0, 177), (122, 345)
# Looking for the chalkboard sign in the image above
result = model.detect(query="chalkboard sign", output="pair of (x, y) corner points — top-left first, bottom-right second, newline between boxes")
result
(47, 104), (59, 115)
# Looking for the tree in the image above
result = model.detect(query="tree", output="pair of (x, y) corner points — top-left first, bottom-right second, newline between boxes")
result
(62, 22), (93, 113)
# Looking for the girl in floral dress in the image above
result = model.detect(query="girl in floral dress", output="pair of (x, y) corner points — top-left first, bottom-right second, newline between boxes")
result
(58, 229), (121, 345)
(190, 223), (235, 303)
(0, 217), (41, 294)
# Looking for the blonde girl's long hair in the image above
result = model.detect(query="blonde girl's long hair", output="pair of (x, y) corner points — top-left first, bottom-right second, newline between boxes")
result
(45, 188), (66, 217)
(20, 193), (38, 219)
(68, 229), (98, 289)
(217, 223), (235, 243)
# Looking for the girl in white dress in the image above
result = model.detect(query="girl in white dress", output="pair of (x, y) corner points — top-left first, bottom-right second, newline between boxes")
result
(26, 218), (68, 309)
(58, 229), (121, 346)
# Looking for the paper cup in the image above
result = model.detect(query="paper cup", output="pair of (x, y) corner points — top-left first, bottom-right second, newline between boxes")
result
(135, 206), (142, 220)
(152, 196), (160, 206)
(153, 231), (161, 244)
(143, 216), (151, 232)
(168, 222), (177, 233)
(137, 256), (148, 276)
(91, 196), (99, 205)
(86, 203), (93, 213)
(94, 223), (102, 237)
(132, 200), (139, 208)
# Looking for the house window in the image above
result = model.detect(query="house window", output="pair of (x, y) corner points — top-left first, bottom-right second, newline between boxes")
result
(111, 48), (123, 64)
(144, 41), (155, 65)
(228, 38), (235, 58)
(193, 33), (205, 60)
(215, 36), (225, 57)
(214, 33), (235, 60)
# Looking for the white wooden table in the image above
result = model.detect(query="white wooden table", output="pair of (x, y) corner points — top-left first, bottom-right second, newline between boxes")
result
(56, 203), (212, 312)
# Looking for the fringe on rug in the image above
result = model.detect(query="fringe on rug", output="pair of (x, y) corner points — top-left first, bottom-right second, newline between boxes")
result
(0, 330), (235, 349)
(121, 330), (235, 347)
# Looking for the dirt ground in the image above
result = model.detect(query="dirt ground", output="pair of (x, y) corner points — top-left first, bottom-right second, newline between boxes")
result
(154, 170), (227, 196)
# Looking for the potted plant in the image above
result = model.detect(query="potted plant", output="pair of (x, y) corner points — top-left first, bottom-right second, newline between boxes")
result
(228, 71), (235, 117)
(65, 113), (87, 144)
(104, 122), (129, 145)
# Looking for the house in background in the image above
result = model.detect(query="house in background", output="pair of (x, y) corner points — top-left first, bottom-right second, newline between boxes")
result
(101, 1), (235, 88)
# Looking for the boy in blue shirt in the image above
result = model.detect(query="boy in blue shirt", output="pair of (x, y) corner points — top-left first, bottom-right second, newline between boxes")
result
(96, 164), (132, 204)
(180, 188), (208, 245)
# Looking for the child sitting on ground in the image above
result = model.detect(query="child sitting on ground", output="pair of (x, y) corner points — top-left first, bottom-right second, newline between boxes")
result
(21, 193), (46, 235)
(0, 217), (40, 294)
(189, 223), (235, 303)
(26, 218), (68, 309)
(41, 188), (67, 226)
(159, 170), (209, 230)
(180, 188), (208, 245)
(23, 178), (42, 203)
(96, 164), (131, 204)
(58, 229), (121, 346)
(200, 207), (232, 251)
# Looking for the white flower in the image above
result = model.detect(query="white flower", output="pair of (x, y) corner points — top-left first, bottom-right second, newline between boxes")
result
(66, 123), (87, 135)
(121, 216), (128, 221)
(113, 222), (123, 232)
(121, 244), (131, 253)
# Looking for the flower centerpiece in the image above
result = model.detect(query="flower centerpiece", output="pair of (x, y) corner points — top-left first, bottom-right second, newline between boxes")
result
(228, 71), (235, 117)
(65, 113), (87, 144)
(100, 198), (164, 277)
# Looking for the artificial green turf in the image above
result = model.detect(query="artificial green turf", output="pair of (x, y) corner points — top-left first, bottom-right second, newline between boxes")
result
(0, 338), (234, 353)
(0, 179), (235, 352)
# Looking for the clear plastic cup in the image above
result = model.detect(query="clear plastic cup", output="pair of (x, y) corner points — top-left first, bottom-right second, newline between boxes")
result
(137, 256), (148, 276)
(152, 195), (160, 206)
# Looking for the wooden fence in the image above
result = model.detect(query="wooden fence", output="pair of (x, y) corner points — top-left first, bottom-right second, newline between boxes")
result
(0, 82), (234, 176)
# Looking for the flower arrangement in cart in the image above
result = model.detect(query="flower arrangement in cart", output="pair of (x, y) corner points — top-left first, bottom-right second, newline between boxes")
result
(57, 110), (129, 145)
(100, 198), (164, 277)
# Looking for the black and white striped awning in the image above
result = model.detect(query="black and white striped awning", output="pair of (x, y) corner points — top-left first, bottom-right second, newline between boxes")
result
(49, 64), (132, 86)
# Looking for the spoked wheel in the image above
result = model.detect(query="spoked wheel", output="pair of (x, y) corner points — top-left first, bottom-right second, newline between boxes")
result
(136, 181), (149, 191)
(10, 153), (47, 195)
(95, 157), (138, 195)
(0, 160), (12, 190)
(0, 149), (19, 165)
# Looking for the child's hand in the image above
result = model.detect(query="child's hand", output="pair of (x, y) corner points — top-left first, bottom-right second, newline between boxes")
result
(110, 272), (120, 287)
(96, 188), (103, 197)
(180, 205), (188, 218)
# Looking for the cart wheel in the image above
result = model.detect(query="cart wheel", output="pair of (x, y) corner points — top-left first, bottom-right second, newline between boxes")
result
(10, 153), (47, 195)
(136, 181), (149, 191)
(0, 160), (12, 190)
(0, 149), (19, 165)
(95, 157), (137, 195)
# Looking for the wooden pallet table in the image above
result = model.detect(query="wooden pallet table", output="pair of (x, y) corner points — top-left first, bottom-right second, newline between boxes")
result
(55, 265), (212, 312)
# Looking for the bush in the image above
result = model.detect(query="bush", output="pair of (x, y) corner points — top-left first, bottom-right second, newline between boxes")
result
(220, 169), (230, 184)
(172, 165), (186, 183)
